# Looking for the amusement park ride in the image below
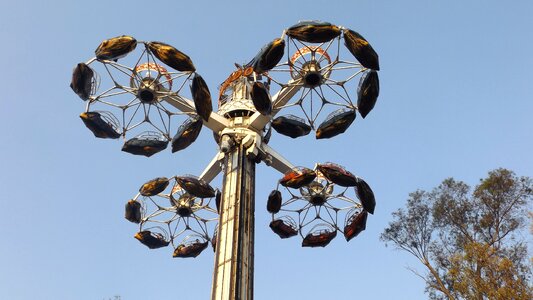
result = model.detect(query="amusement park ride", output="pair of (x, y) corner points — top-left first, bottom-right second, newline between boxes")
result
(70, 21), (380, 300)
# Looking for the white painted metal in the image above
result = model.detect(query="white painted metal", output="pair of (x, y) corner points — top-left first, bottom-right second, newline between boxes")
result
(163, 94), (230, 133)
(209, 75), (266, 300)
(257, 143), (295, 174)
(163, 66), (299, 300)
(198, 152), (224, 184)
(211, 144), (255, 300)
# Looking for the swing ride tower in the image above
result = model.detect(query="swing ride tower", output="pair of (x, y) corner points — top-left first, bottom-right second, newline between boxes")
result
(69, 21), (380, 300)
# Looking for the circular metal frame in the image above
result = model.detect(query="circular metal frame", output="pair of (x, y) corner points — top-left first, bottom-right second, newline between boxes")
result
(75, 40), (197, 144)
(264, 29), (372, 130)
(130, 176), (218, 256)
(268, 164), (371, 246)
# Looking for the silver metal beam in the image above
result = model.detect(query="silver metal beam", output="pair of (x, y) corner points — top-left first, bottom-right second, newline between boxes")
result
(198, 151), (224, 184)
(164, 94), (230, 133)
(258, 143), (295, 175)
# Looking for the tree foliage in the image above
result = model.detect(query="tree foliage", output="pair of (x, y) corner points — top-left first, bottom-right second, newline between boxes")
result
(381, 169), (532, 300)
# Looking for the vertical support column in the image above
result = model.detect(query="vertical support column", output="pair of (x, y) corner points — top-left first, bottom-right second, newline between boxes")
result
(211, 143), (255, 300)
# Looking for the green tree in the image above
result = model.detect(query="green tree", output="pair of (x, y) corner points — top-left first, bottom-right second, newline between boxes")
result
(381, 169), (532, 300)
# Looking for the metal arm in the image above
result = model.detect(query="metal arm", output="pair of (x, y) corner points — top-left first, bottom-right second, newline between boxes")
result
(198, 151), (224, 184)
(164, 94), (230, 133)
(258, 143), (295, 174)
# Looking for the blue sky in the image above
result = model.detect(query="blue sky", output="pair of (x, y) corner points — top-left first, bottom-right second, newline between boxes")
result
(1, 1), (532, 299)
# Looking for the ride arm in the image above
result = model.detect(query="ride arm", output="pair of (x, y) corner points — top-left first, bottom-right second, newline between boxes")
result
(164, 94), (229, 133)
(198, 151), (224, 184)
(258, 143), (295, 175)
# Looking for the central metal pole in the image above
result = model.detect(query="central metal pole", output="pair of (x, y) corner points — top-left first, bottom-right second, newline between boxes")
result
(211, 142), (255, 300)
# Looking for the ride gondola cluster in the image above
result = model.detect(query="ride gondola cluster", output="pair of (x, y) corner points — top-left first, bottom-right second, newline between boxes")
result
(267, 163), (375, 247)
(70, 36), (212, 157)
(124, 175), (219, 258)
(70, 20), (381, 265)
(71, 20), (380, 151)
(221, 20), (380, 140)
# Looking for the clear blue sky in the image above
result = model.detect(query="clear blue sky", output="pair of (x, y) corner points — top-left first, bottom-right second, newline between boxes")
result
(1, 1), (532, 299)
